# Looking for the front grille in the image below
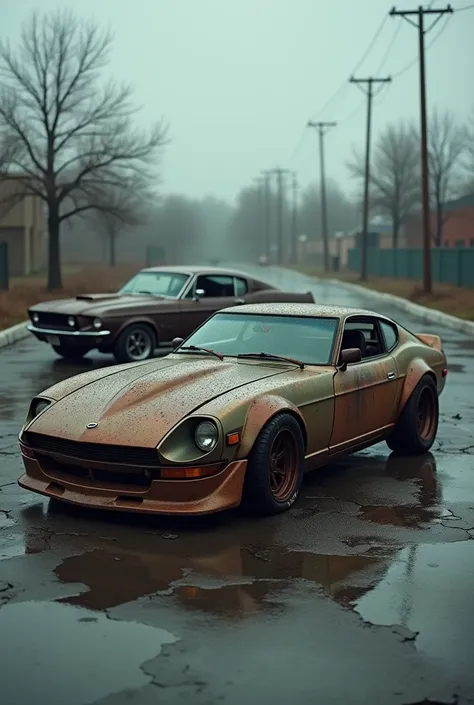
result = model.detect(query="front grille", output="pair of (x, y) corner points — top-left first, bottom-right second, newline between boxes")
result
(37, 454), (154, 489)
(26, 432), (160, 467)
(30, 312), (71, 330)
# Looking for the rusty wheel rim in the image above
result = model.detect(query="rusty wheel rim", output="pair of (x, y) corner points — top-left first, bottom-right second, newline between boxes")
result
(269, 428), (299, 502)
(417, 387), (437, 441)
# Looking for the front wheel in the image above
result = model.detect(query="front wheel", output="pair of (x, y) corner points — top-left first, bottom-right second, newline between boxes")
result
(242, 412), (304, 516)
(387, 375), (439, 455)
(113, 324), (156, 364)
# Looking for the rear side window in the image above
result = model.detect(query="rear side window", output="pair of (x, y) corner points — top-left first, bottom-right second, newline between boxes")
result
(380, 321), (398, 351)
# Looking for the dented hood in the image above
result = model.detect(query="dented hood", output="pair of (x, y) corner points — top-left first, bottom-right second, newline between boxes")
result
(28, 356), (291, 448)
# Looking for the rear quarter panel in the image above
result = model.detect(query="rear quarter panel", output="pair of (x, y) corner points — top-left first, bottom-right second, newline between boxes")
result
(393, 331), (447, 413)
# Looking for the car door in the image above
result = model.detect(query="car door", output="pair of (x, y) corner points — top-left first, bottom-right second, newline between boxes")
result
(330, 316), (400, 452)
(177, 274), (242, 338)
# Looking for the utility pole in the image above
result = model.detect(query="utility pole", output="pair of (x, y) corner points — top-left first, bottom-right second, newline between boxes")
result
(290, 172), (299, 264)
(261, 170), (272, 260)
(253, 176), (265, 258)
(389, 4), (453, 295)
(307, 121), (336, 272)
(349, 76), (391, 281)
(269, 168), (290, 265)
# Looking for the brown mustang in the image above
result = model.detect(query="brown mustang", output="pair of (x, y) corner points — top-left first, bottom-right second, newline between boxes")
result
(26, 266), (314, 363)
(18, 303), (447, 517)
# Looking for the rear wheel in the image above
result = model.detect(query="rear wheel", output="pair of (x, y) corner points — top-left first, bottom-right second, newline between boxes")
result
(113, 324), (156, 364)
(52, 343), (88, 361)
(387, 375), (439, 455)
(242, 413), (304, 515)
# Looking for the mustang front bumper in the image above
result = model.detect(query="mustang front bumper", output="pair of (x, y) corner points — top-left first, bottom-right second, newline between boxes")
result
(18, 449), (248, 516)
(27, 324), (111, 345)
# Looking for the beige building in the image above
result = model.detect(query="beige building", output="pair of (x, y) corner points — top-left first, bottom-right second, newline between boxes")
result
(0, 176), (45, 276)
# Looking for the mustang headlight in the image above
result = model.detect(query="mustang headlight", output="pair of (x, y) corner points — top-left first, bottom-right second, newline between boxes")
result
(194, 420), (218, 452)
(31, 398), (51, 418)
(67, 316), (75, 327)
(93, 317), (102, 329)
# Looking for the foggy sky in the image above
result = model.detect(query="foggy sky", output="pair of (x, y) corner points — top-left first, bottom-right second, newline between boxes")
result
(3, 0), (474, 204)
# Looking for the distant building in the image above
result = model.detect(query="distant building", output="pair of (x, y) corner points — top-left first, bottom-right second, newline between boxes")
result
(405, 194), (474, 248)
(0, 175), (45, 276)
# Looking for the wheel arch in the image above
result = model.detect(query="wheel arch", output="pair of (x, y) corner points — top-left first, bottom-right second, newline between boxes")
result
(398, 359), (437, 415)
(236, 394), (307, 460)
(114, 317), (159, 343)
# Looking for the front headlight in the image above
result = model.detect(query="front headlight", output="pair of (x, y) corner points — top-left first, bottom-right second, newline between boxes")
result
(194, 420), (218, 452)
(93, 317), (102, 329)
(31, 398), (51, 418)
(32, 312), (39, 324)
(67, 316), (75, 327)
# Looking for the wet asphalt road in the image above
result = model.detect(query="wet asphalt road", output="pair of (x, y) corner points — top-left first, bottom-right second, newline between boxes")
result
(1, 265), (474, 705)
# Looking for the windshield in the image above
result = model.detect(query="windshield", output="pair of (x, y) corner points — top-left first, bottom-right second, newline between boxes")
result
(176, 313), (339, 365)
(119, 271), (190, 298)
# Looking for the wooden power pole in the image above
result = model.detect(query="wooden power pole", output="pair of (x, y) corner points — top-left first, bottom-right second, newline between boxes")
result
(261, 169), (272, 260)
(290, 172), (299, 264)
(349, 76), (391, 282)
(270, 168), (290, 265)
(389, 4), (453, 295)
(307, 121), (336, 272)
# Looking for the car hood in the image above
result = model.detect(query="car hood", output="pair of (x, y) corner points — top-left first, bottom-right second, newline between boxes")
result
(27, 356), (292, 448)
(29, 293), (168, 317)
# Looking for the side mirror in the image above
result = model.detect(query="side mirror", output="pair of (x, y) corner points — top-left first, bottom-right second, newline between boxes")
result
(194, 288), (205, 300)
(172, 337), (184, 350)
(337, 347), (361, 371)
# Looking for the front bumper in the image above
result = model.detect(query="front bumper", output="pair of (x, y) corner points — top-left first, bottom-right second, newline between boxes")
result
(27, 324), (111, 344)
(18, 451), (248, 516)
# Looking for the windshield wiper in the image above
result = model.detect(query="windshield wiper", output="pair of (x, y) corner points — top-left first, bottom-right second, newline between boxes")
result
(178, 345), (224, 361)
(237, 352), (305, 369)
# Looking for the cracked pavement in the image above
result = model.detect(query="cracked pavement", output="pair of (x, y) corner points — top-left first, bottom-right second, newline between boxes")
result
(1, 265), (474, 705)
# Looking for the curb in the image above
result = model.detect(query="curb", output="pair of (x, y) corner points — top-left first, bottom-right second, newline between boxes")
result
(324, 278), (474, 335)
(0, 321), (29, 350)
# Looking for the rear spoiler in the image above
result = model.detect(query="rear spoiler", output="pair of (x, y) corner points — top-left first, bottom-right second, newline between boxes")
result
(416, 333), (442, 352)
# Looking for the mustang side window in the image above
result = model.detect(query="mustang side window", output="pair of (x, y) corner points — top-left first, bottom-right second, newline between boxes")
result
(195, 275), (235, 297)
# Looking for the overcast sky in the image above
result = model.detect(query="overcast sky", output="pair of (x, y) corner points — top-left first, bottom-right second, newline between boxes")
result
(3, 0), (474, 205)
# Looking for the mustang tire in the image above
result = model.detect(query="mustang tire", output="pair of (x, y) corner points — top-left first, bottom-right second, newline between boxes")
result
(52, 343), (88, 361)
(113, 324), (157, 364)
(386, 374), (439, 455)
(242, 412), (304, 516)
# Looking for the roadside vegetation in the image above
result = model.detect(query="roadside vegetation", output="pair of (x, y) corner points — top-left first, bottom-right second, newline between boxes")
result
(292, 266), (474, 321)
(0, 265), (136, 330)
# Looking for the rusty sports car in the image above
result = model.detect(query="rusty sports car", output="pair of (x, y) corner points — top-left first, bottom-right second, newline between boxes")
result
(18, 303), (447, 517)
(27, 265), (314, 363)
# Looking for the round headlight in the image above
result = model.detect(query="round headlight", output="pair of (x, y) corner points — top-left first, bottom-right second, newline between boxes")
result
(33, 399), (50, 417)
(67, 316), (75, 327)
(32, 313), (39, 324)
(194, 420), (218, 452)
(93, 318), (102, 329)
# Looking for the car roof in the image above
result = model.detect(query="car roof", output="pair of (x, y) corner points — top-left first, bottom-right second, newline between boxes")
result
(140, 265), (258, 278)
(220, 302), (390, 319)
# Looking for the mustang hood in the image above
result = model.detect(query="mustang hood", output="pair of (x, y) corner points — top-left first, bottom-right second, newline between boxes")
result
(27, 357), (291, 448)
(29, 293), (165, 317)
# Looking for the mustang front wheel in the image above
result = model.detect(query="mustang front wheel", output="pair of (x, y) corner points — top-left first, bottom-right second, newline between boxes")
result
(386, 374), (439, 455)
(242, 412), (304, 515)
(113, 324), (156, 363)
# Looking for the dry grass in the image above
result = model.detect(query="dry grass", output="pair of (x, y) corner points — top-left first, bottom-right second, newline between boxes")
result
(292, 266), (474, 321)
(0, 264), (138, 330)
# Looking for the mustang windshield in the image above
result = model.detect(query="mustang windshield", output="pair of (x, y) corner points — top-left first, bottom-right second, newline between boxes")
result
(177, 313), (338, 365)
(119, 271), (190, 298)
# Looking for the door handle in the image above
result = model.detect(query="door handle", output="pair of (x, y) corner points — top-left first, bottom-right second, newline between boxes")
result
(387, 372), (396, 380)
(234, 298), (245, 304)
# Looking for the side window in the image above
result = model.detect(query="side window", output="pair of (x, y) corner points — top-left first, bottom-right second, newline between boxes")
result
(196, 275), (235, 297)
(380, 321), (398, 351)
(342, 318), (385, 359)
(234, 277), (248, 296)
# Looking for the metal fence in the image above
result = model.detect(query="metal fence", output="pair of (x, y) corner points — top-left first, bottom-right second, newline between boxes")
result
(0, 242), (8, 290)
(347, 247), (474, 288)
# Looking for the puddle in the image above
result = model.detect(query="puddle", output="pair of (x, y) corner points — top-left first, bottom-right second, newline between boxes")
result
(358, 504), (437, 528)
(352, 542), (474, 677)
(53, 546), (394, 616)
(0, 601), (177, 705)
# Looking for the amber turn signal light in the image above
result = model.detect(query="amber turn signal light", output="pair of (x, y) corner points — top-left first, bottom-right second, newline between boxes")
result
(226, 432), (240, 446)
(160, 464), (222, 479)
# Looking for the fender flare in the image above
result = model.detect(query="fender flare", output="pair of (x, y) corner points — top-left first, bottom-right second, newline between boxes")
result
(398, 359), (437, 413)
(236, 394), (307, 459)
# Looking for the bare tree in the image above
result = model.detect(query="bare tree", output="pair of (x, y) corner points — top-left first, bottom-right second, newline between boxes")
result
(347, 122), (420, 248)
(0, 9), (167, 289)
(461, 108), (474, 196)
(424, 107), (466, 247)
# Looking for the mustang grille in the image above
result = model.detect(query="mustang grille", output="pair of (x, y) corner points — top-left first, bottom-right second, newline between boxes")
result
(25, 432), (160, 466)
(30, 312), (72, 330)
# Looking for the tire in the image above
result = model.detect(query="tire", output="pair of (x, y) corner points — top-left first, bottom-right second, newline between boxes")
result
(52, 344), (88, 361)
(386, 374), (439, 455)
(113, 323), (156, 364)
(242, 412), (305, 516)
